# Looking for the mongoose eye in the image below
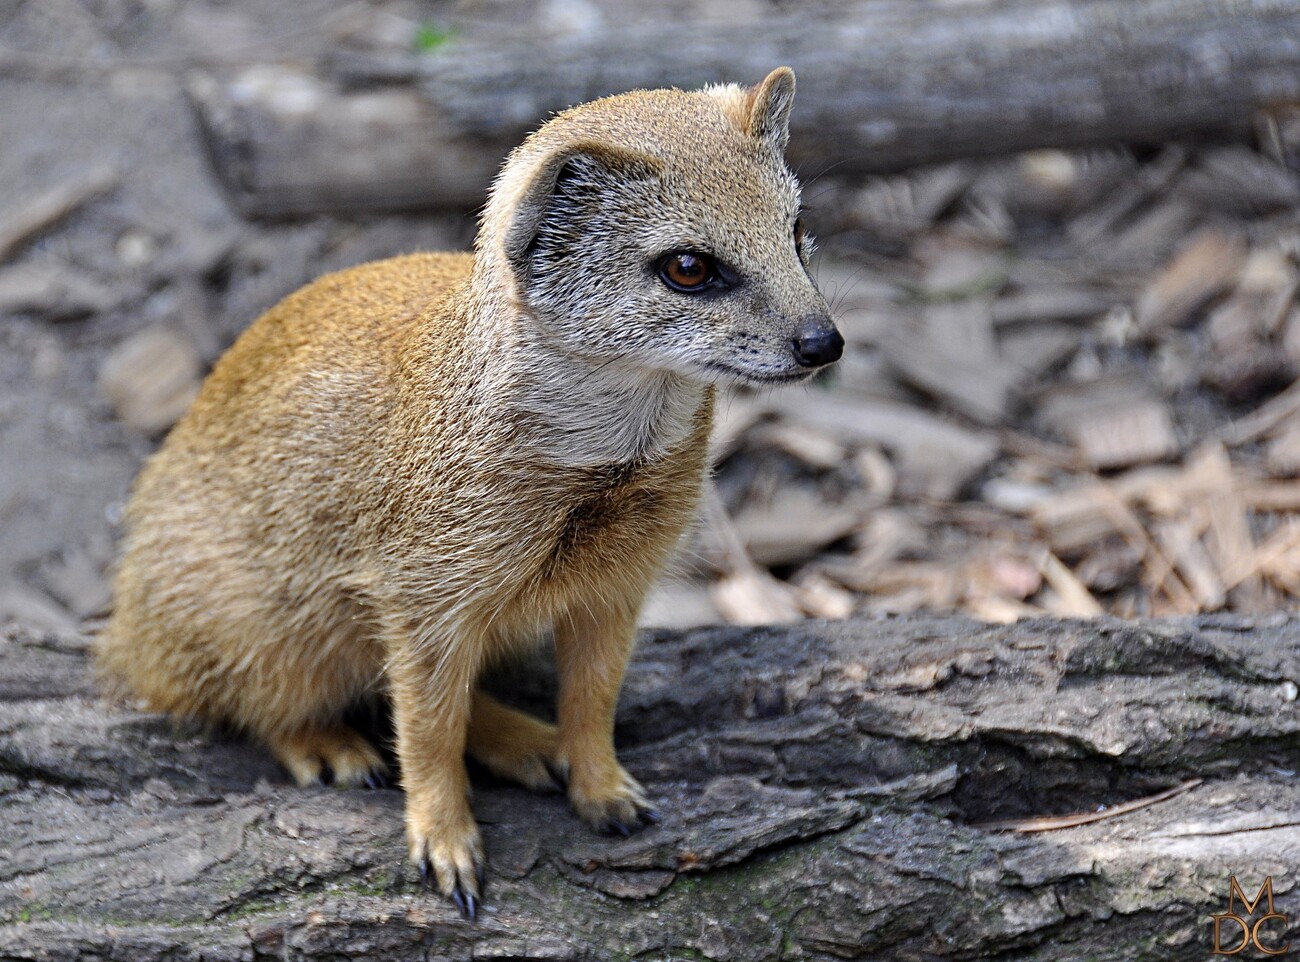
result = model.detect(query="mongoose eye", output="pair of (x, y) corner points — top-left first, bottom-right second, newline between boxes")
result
(793, 218), (806, 247)
(658, 252), (717, 292)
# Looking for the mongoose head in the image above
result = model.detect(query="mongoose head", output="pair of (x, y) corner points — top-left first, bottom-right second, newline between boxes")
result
(478, 67), (843, 385)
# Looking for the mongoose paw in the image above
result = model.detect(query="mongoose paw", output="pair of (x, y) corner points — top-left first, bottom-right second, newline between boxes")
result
(362, 769), (391, 790)
(268, 725), (390, 790)
(412, 826), (485, 921)
(466, 701), (562, 794)
(566, 762), (661, 837)
(597, 804), (662, 837)
(474, 749), (563, 795)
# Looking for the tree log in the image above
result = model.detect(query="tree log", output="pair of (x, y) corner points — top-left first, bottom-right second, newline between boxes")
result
(1, 615), (1298, 960)
(192, 0), (1300, 216)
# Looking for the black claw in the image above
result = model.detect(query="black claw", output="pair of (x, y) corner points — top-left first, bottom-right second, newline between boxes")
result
(640, 808), (662, 825)
(450, 885), (477, 921)
(418, 857), (433, 889)
(603, 818), (634, 837)
(363, 770), (390, 790)
(476, 860), (487, 894)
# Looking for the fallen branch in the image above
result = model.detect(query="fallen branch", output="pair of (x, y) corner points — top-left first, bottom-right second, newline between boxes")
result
(194, 0), (1300, 216)
(1, 615), (1297, 959)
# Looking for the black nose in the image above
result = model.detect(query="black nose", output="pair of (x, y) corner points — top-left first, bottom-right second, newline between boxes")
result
(792, 318), (844, 367)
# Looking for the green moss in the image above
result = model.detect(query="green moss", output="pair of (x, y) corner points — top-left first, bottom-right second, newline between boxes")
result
(413, 23), (456, 53)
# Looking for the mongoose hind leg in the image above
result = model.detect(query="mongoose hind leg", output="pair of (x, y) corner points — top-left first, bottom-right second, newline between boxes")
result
(554, 599), (661, 836)
(266, 724), (390, 789)
(466, 691), (562, 793)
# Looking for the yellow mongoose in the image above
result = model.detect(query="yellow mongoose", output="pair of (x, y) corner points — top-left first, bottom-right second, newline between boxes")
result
(98, 67), (841, 918)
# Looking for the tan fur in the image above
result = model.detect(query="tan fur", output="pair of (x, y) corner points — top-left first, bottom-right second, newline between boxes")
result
(97, 67), (836, 915)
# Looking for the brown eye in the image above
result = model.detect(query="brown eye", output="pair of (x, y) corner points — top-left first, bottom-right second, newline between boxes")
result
(659, 252), (716, 292)
(794, 218), (806, 247)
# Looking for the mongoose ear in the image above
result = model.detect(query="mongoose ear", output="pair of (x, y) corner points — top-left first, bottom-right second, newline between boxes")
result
(747, 66), (796, 153)
(503, 141), (662, 277)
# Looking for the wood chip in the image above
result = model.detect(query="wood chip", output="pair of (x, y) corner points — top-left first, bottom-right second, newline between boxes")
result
(879, 300), (1019, 425)
(963, 594), (1042, 624)
(1067, 146), (1185, 247)
(1040, 377), (1178, 469)
(851, 508), (929, 571)
(1239, 482), (1300, 512)
(1222, 520), (1300, 592)
(99, 327), (203, 434)
(710, 568), (802, 625)
(731, 491), (862, 569)
(1133, 230), (1247, 337)
(991, 287), (1113, 326)
(1031, 474), (1163, 559)
(1071, 398), (1179, 470)
(1153, 520), (1226, 611)
(853, 562), (961, 614)
(772, 394), (1000, 501)
(1219, 376), (1300, 446)
(916, 245), (1007, 300)
(1204, 256), (1299, 401)
(701, 481), (802, 625)
(1074, 538), (1142, 592)
(638, 581), (719, 630)
(1030, 485), (1122, 555)
(1016, 150), (1079, 204)
(1266, 426), (1300, 477)
(0, 264), (121, 320)
(999, 324), (1081, 381)
(852, 447), (896, 509)
(981, 476), (1054, 514)
(973, 553), (1043, 600)
(1179, 146), (1300, 214)
(1038, 552), (1104, 616)
(790, 569), (856, 620)
(1103, 198), (1199, 269)
(749, 422), (846, 471)
(850, 163), (974, 239)
(0, 165), (117, 262)
(1182, 444), (1260, 603)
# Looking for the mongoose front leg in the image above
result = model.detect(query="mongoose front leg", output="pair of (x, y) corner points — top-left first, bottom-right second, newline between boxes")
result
(553, 597), (659, 835)
(386, 636), (484, 920)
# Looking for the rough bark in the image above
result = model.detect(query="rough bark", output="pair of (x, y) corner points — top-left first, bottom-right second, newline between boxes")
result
(192, 0), (1300, 216)
(1, 615), (1297, 961)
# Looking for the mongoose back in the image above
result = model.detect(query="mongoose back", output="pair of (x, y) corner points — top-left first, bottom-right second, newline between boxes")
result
(98, 67), (842, 918)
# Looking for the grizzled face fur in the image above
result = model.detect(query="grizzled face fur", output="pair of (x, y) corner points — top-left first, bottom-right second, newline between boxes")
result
(489, 68), (842, 385)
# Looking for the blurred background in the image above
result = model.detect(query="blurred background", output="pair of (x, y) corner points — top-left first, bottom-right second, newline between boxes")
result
(2, 0), (1300, 634)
